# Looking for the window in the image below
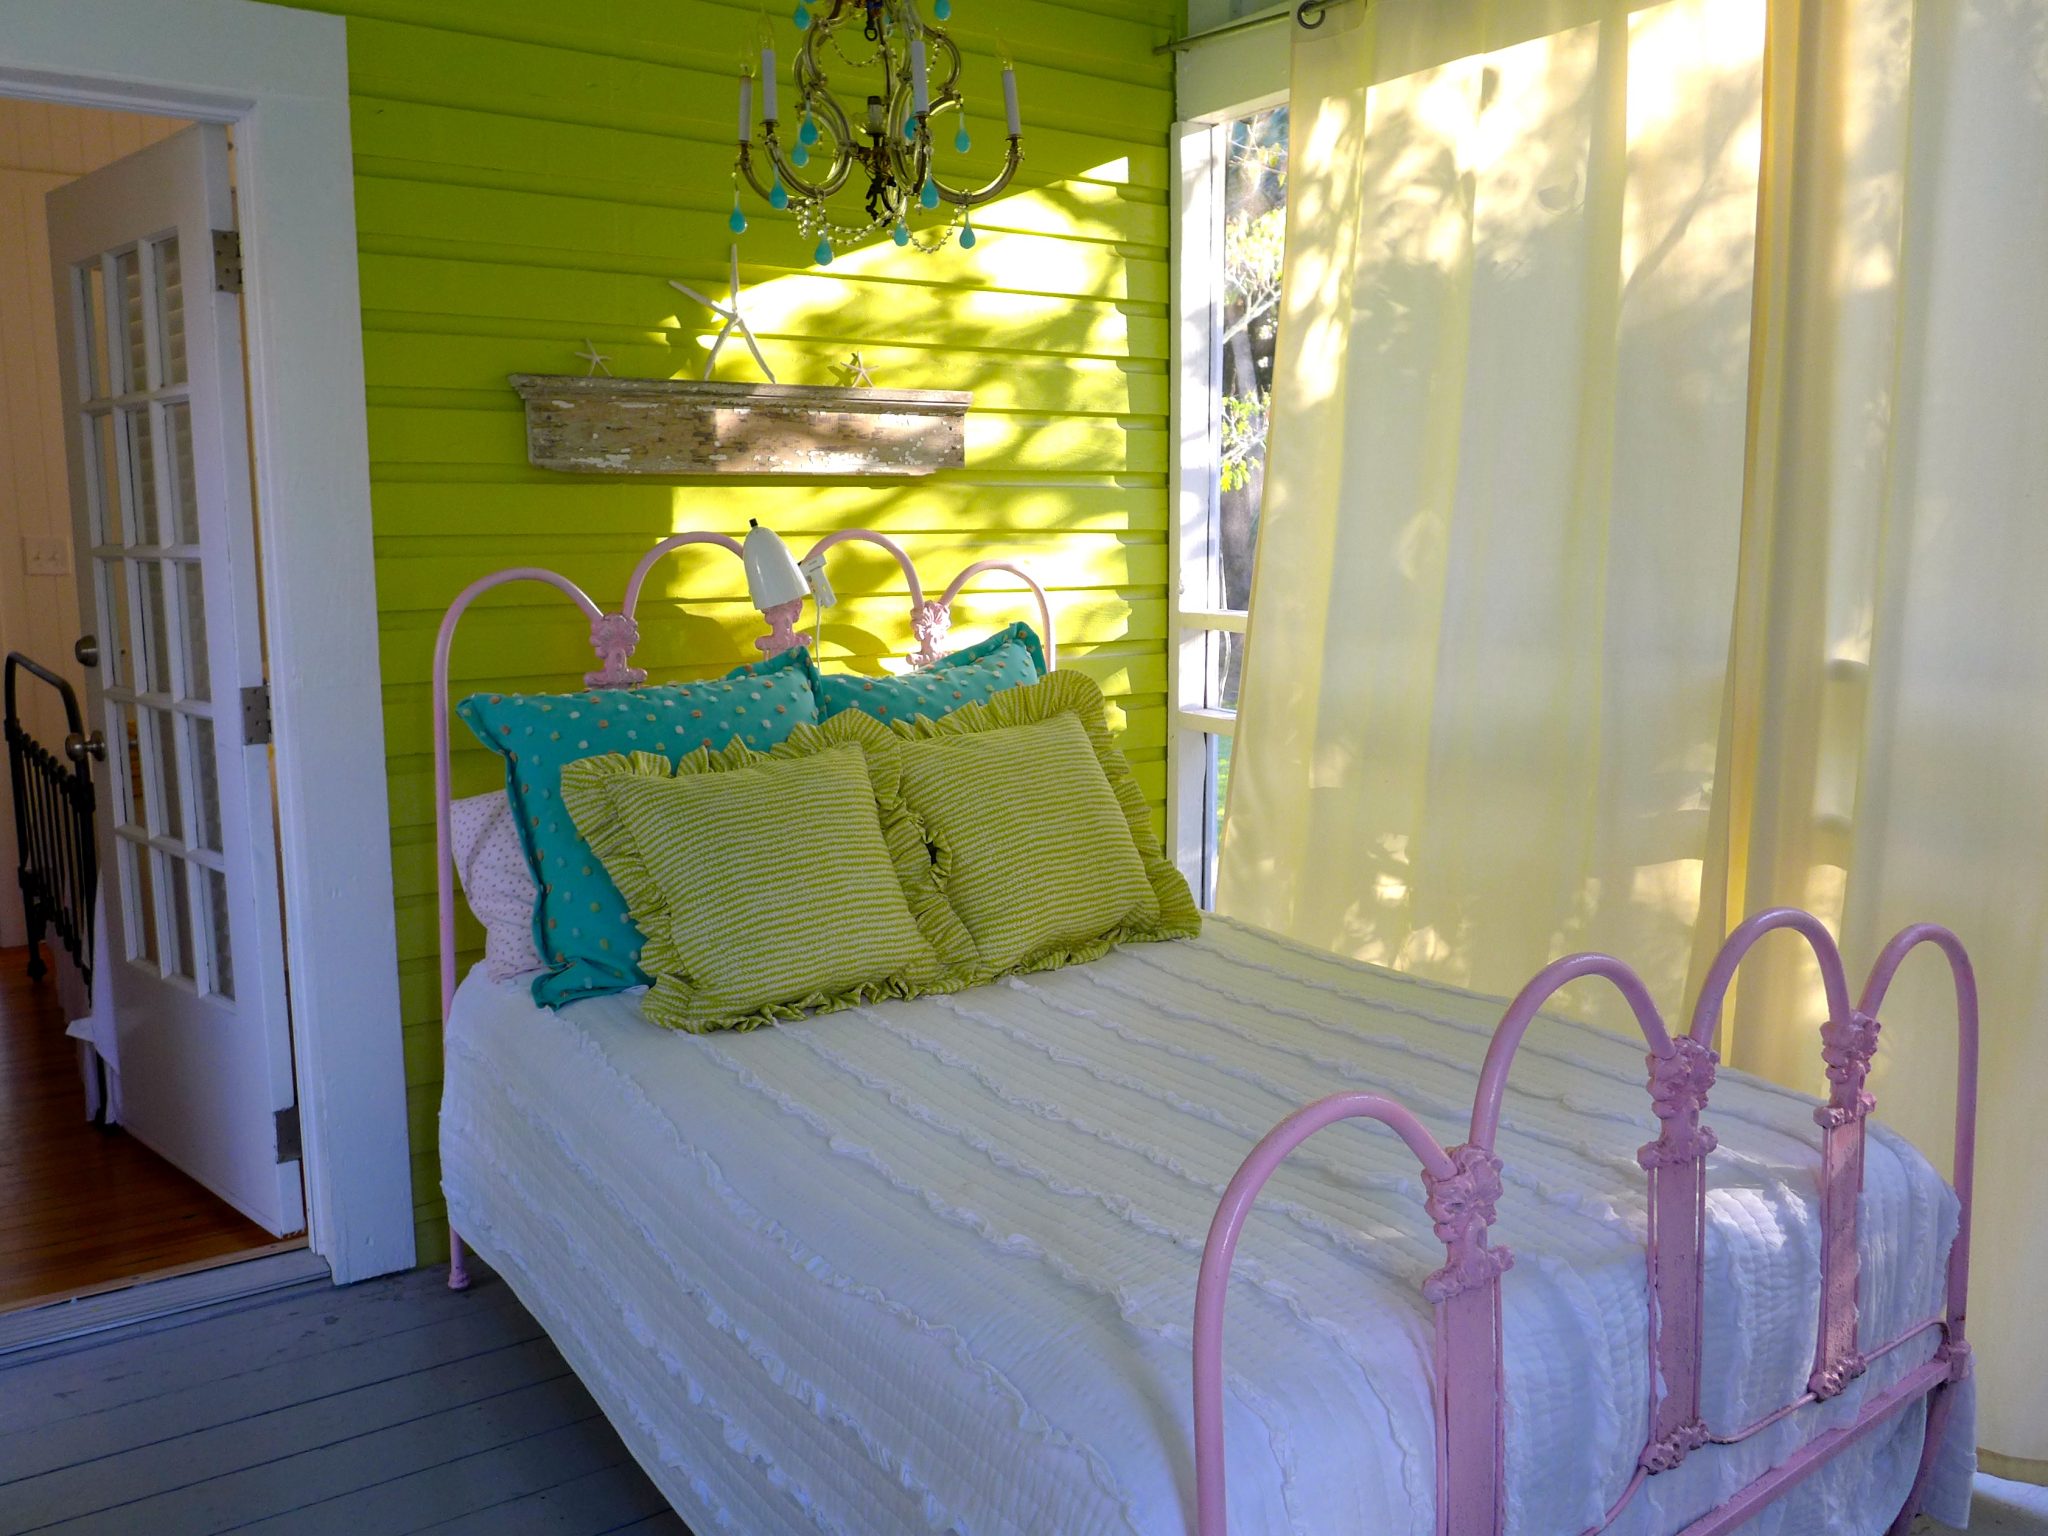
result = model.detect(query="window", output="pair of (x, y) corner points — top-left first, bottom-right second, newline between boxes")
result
(1171, 103), (1288, 904)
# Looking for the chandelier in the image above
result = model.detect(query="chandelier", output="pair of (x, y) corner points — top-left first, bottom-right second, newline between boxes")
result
(732, 0), (1023, 263)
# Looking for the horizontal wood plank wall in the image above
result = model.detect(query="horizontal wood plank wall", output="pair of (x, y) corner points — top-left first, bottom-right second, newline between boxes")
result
(260, 0), (1178, 1261)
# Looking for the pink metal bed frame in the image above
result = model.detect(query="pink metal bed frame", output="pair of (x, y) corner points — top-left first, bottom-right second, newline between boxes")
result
(431, 529), (1975, 1536)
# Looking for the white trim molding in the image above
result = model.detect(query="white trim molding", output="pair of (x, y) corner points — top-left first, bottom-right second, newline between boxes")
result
(1, 0), (415, 1283)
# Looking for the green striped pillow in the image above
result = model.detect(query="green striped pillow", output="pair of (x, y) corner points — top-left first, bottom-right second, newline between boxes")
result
(893, 670), (1199, 977)
(561, 711), (976, 1032)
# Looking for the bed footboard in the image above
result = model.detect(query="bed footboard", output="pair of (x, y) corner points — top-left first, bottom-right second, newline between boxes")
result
(1192, 907), (1978, 1536)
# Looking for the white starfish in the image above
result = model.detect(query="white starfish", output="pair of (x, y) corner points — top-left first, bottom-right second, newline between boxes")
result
(834, 350), (875, 388)
(575, 338), (612, 377)
(669, 245), (777, 384)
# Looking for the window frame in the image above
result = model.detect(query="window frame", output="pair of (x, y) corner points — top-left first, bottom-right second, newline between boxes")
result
(1168, 99), (1284, 906)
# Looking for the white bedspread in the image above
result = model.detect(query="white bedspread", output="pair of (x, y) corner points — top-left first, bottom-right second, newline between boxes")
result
(440, 916), (1974, 1536)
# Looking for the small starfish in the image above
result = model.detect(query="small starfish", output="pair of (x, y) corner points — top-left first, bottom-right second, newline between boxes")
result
(834, 350), (875, 388)
(669, 245), (776, 383)
(575, 339), (613, 377)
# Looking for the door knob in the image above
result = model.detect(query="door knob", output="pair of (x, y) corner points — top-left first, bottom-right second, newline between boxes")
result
(65, 730), (107, 764)
(74, 635), (99, 668)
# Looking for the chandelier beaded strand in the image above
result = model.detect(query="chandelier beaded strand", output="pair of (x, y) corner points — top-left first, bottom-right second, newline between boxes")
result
(735, 0), (1023, 262)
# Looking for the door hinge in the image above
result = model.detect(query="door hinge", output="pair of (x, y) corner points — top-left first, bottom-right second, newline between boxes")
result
(241, 683), (273, 746)
(274, 1104), (302, 1164)
(212, 228), (243, 294)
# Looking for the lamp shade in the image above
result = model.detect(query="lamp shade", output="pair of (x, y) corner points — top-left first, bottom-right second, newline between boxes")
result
(742, 520), (810, 609)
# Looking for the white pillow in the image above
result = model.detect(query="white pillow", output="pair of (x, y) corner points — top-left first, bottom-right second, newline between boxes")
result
(449, 791), (546, 981)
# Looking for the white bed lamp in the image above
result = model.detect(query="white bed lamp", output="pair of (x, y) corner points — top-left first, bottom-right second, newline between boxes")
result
(742, 520), (810, 610)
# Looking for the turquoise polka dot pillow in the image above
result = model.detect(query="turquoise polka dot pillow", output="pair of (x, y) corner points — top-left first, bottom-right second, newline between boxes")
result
(456, 647), (820, 1008)
(817, 622), (1046, 726)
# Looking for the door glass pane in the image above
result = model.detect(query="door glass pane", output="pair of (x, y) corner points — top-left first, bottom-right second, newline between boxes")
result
(115, 247), (147, 393)
(97, 557), (133, 691)
(110, 702), (145, 831)
(167, 856), (196, 981)
(191, 715), (221, 854)
(206, 866), (234, 999)
(91, 412), (124, 546)
(165, 401), (199, 546)
(154, 235), (187, 386)
(123, 407), (158, 546)
(154, 708), (185, 841)
(137, 561), (172, 695)
(179, 563), (210, 699)
(82, 264), (110, 402)
(122, 839), (158, 968)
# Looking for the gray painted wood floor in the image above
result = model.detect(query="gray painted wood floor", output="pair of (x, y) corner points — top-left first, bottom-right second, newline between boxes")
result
(0, 1262), (689, 1535)
(0, 1257), (2039, 1535)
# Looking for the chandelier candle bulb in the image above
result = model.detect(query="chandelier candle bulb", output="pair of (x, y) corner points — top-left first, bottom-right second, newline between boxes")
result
(739, 73), (752, 142)
(1002, 65), (1020, 137)
(910, 38), (931, 116)
(761, 47), (778, 119)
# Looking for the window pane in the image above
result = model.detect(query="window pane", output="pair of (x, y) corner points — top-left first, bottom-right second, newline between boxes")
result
(155, 236), (187, 387)
(1219, 105), (1288, 612)
(1202, 629), (1249, 713)
(1213, 733), (1233, 852)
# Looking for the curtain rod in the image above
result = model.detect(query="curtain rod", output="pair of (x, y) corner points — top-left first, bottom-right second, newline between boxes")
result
(1154, 0), (1357, 56)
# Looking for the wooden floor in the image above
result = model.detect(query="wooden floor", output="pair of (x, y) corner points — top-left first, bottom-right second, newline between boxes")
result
(0, 1261), (689, 1535)
(0, 944), (275, 1312)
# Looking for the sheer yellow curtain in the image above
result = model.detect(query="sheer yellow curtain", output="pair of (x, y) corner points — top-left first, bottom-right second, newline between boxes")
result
(1221, 0), (2048, 1469)
(1219, 0), (1770, 1009)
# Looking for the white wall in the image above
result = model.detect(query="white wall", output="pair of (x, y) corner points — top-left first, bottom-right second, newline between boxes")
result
(0, 99), (183, 946)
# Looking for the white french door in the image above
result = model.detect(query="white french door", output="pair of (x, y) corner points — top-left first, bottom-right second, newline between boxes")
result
(46, 124), (302, 1236)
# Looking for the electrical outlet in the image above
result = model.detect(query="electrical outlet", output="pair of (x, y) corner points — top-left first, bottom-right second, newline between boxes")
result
(22, 536), (72, 578)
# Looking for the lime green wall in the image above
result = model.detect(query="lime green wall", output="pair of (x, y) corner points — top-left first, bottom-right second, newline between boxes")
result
(266, 0), (1176, 1259)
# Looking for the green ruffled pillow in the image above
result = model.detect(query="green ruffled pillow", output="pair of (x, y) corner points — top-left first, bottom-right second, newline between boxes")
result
(561, 710), (977, 1032)
(817, 621), (1045, 725)
(892, 669), (1199, 978)
(456, 647), (821, 1007)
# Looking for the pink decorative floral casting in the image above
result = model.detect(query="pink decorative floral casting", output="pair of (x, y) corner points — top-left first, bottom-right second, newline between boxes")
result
(1808, 1351), (1869, 1399)
(911, 599), (953, 668)
(584, 611), (648, 688)
(1639, 1418), (1709, 1473)
(1421, 1143), (1514, 1303)
(1814, 1007), (1881, 1128)
(1637, 1036), (1719, 1169)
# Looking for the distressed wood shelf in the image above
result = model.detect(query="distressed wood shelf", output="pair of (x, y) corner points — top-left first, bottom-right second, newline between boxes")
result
(509, 375), (971, 477)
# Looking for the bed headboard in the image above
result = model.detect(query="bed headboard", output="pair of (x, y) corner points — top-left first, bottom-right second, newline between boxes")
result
(429, 526), (1055, 1019)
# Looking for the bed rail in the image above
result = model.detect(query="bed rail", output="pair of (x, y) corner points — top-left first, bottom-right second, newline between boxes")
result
(432, 527), (1056, 1291)
(1193, 906), (1976, 1536)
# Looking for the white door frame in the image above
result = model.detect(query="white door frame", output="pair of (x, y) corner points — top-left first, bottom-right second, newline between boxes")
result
(0, 0), (414, 1282)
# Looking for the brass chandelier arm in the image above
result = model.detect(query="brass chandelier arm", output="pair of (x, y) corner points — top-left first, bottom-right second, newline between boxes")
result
(936, 137), (1024, 209)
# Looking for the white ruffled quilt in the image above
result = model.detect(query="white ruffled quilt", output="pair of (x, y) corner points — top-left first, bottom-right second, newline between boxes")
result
(441, 916), (1973, 1535)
